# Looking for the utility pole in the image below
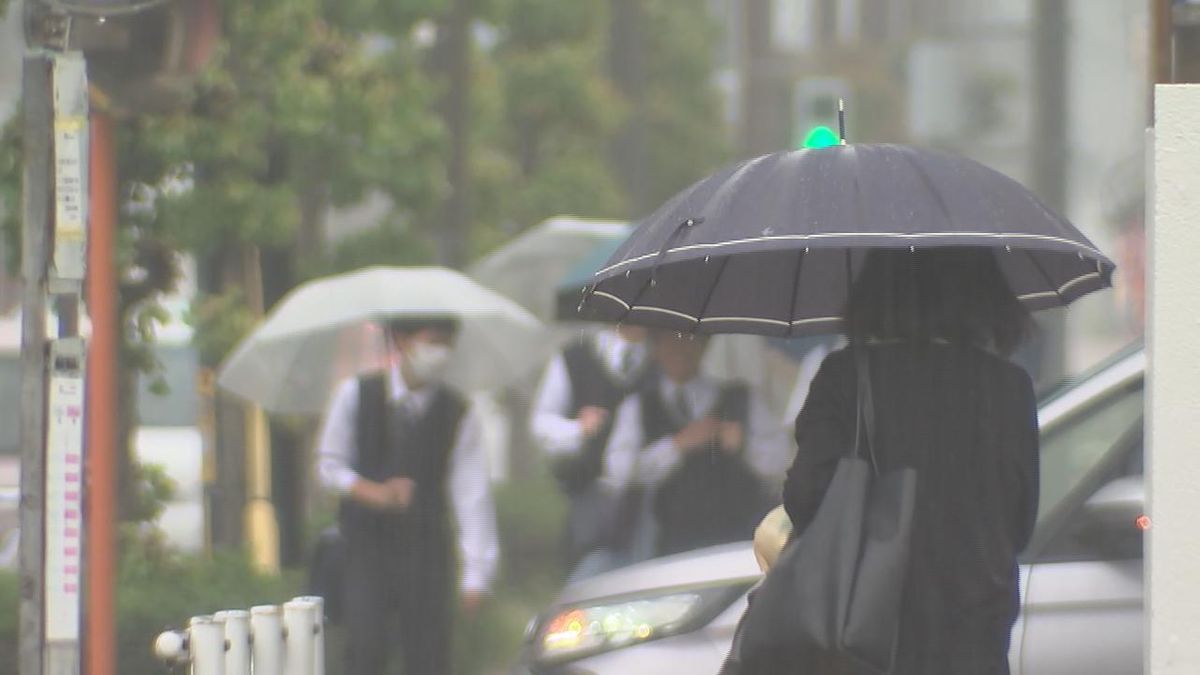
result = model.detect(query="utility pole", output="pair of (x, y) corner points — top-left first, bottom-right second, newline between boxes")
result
(1030, 0), (1069, 387)
(20, 5), (92, 672)
(18, 51), (54, 675)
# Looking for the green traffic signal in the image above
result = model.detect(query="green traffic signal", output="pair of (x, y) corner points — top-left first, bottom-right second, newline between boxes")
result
(800, 125), (841, 149)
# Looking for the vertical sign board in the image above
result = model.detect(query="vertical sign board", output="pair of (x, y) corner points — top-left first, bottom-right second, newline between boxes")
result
(45, 339), (85, 644)
(51, 53), (88, 290)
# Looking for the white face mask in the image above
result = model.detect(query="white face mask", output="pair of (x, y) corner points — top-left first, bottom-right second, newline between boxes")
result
(403, 341), (453, 384)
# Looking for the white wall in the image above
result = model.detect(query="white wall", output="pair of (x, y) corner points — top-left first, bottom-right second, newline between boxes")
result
(1147, 83), (1200, 675)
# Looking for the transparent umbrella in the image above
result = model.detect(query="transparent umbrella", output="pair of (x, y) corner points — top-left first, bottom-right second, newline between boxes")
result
(217, 266), (546, 415)
(469, 216), (631, 322)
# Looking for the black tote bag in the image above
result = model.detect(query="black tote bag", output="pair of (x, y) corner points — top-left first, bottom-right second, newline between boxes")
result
(738, 349), (918, 673)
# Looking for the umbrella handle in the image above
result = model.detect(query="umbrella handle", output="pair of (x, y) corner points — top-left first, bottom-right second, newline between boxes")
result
(650, 217), (704, 282)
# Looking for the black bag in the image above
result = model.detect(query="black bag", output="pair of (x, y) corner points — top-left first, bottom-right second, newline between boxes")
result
(738, 350), (918, 673)
(307, 525), (347, 624)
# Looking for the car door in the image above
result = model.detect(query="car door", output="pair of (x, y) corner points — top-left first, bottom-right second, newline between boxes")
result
(1010, 373), (1144, 675)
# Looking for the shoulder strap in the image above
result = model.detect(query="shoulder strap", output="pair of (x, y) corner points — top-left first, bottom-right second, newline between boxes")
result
(854, 347), (879, 474)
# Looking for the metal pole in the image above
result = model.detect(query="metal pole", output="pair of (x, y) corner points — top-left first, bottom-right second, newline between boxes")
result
(18, 52), (54, 675)
(85, 105), (118, 675)
(250, 605), (284, 675)
(1030, 0), (1069, 386)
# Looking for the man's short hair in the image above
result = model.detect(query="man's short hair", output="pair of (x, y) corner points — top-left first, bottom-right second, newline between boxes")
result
(386, 316), (460, 337)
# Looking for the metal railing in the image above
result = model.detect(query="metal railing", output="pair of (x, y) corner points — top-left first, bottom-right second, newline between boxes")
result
(154, 596), (325, 675)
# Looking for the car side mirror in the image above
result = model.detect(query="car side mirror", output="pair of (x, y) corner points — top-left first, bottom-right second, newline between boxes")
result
(1082, 475), (1145, 532)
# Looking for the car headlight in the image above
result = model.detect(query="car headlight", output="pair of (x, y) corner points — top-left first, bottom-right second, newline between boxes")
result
(531, 583), (751, 665)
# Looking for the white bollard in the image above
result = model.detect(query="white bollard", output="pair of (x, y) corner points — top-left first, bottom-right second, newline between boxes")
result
(295, 596), (326, 675)
(283, 598), (318, 675)
(188, 615), (226, 675)
(214, 609), (251, 675)
(250, 605), (285, 675)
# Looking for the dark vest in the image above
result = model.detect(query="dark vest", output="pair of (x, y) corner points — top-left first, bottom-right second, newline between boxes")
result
(339, 374), (466, 542)
(639, 378), (772, 556)
(550, 337), (648, 494)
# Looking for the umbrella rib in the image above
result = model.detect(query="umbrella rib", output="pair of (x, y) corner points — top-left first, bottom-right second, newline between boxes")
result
(1026, 249), (1066, 307)
(785, 249), (807, 338)
(620, 273), (657, 325)
(900, 147), (955, 231)
(693, 255), (732, 330)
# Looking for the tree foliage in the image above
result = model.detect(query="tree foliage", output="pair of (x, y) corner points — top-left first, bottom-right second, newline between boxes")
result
(0, 0), (732, 524)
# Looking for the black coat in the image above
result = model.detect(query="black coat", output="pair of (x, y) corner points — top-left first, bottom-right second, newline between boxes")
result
(779, 342), (1039, 675)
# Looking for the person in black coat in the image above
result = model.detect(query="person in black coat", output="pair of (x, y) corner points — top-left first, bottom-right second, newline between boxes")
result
(733, 247), (1040, 675)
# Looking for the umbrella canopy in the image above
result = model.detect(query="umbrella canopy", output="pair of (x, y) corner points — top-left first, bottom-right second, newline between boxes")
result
(217, 266), (546, 414)
(554, 236), (627, 321)
(576, 144), (1115, 337)
(469, 217), (631, 322)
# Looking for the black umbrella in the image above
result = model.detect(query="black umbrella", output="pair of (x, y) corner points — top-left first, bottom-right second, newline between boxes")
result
(576, 144), (1115, 337)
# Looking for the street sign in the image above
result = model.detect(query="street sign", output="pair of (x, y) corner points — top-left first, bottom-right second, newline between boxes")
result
(45, 338), (85, 645)
(51, 53), (88, 292)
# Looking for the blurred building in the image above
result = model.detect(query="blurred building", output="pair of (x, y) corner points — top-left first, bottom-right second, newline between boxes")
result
(708, 0), (1149, 375)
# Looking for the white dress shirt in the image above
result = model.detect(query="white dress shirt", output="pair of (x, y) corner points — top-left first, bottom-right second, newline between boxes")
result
(316, 364), (499, 594)
(603, 373), (793, 495)
(530, 329), (648, 457)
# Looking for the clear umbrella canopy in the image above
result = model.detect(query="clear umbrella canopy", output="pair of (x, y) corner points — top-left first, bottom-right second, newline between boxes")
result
(217, 266), (546, 415)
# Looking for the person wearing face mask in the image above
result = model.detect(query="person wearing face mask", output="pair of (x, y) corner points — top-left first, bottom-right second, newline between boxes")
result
(315, 316), (499, 675)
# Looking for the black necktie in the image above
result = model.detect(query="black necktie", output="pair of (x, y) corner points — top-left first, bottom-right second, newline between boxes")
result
(674, 386), (691, 422)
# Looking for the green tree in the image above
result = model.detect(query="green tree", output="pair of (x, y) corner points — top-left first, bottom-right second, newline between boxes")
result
(0, 0), (449, 523)
(479, 0), (627, 237)
(636, 0), (731, 209)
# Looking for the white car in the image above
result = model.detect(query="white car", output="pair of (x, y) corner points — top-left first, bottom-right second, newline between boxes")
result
(515, 345), (1146, 674)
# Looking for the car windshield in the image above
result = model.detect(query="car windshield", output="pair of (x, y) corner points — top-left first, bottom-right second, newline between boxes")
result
(1036, 376), (1144, 524)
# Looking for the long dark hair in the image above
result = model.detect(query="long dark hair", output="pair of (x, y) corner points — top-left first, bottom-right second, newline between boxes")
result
(843, 247), (1032, 356)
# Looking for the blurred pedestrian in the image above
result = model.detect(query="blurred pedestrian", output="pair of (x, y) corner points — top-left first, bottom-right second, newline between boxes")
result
(531, 325), (650, 580)
(316, 317), (499, 675)
(732, 248), (1040, 674)
(604, 329), (792, 563)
